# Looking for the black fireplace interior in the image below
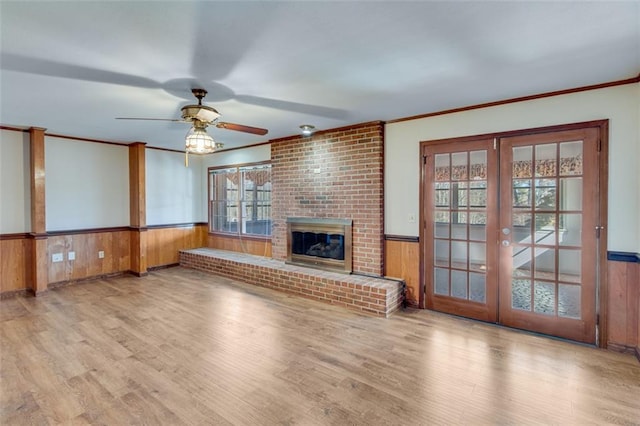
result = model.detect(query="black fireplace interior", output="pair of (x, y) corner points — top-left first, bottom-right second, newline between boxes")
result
(291, 232), (345, 261)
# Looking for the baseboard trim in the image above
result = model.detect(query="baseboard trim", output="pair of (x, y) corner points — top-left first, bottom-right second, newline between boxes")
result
(607, 342), (638, 356)
(0, 288), (30, 300)
(148, 263), (180, 272)
(635, 346), (640, 363)
(129, 271), (149, 277)
(48, 271), (130, 290)
(404, 299), (420, 309)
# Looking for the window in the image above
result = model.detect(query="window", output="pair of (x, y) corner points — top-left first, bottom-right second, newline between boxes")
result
(209, 163), (272, 236)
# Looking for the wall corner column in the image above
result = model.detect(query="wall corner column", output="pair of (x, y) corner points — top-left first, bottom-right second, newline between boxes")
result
(29, 127), (48, 295)
(129, 142), (148, 276)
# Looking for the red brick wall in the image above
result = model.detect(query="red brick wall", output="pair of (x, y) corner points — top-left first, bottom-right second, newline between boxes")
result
(271, 122), (384, 276)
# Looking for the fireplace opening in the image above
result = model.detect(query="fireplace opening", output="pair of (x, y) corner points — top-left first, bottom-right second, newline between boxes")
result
(287, 218), (352, 274)
(292, 232), (345, 260)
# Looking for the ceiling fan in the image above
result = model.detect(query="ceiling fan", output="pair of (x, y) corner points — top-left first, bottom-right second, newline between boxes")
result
(116, 88), (268, 156)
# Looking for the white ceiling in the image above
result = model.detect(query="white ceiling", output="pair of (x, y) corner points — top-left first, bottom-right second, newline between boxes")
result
(1, 1), (638, 151)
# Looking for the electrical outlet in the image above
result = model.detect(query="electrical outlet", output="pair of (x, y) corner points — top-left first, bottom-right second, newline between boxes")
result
(408, 213), (416, 223)
(68, 251), (75, 261)
(98, 251), (105, 259)
(52, 253), (63, 263)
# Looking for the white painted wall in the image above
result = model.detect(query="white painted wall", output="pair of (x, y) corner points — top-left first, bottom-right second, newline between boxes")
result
(385, 83), (640, 253)
(146, 149), (205, 225)
(201, 144), (271, 169)
(200, 144), (271, 220)
(45, 136), (129, 231)
(0, 129), (30, 233)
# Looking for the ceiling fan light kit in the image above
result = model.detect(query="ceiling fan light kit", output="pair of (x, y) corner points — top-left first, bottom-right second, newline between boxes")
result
(184, 123), (223, 166)
(185, 126), (218, 154)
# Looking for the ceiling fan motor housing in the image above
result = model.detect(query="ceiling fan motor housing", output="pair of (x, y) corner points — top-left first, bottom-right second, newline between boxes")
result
(115, 86), (267, 135)
(181, 104), (220, 124)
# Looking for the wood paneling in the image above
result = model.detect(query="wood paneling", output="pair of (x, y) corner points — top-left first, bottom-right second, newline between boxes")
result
(30, 127), (48, 294)
(147, 224), (208, 268)
(129, 230), (147, 276)
(129, 142), (147, 275)
(637, 266), (640, 360)
(2, 225), (209, 294)
(208, 234), (272, 258)
(384, 239), (420, 307)
(32, 237), (48, 294)
(29, 127), (46, 234)
(0, 237), (32, 293)
(128, 142), (146, 228)
(47, 231), (131, 284)
(608, 259), (639, 353)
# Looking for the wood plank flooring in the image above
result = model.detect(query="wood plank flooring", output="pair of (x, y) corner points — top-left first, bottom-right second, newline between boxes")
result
(1, 267), (639, 425)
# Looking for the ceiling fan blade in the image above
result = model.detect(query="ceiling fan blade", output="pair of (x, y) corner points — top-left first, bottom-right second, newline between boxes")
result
(236, 94), (349, 119)
(1, 53), (161, 89)
(189, 2), (276, 82)
(116, 117), (184, 122)
(216, 121), (268, 136)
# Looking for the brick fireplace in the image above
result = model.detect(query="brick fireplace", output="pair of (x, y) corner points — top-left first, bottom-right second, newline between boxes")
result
(271, 122), (384, 276)
(287, 217), (353, 274)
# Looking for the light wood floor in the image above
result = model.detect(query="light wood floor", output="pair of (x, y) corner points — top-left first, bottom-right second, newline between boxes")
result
(1, 267), (639, 425)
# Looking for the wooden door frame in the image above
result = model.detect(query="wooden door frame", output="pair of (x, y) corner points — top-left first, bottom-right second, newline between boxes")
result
(419, 119), (609, 347)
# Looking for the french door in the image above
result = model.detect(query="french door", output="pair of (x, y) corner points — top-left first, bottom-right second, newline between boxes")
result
(423, 127), (600, 344)
(424, 138), (499, 322)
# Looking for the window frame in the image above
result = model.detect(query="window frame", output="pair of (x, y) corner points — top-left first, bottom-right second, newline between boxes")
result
(207, 161), (272, 239)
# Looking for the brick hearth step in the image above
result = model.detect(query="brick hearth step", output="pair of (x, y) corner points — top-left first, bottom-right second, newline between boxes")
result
(179, 248), (404, 317)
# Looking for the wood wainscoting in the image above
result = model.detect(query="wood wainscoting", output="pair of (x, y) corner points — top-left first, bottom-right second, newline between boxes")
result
(208, 233), (272, 258)
(384, 235), (420, 307)
(0, 223), (209, 297)
(147, 223), (208, 269)
(0, 234), (33, 295)
(47, 228), (132, 285)
(607, 253), (640, 359)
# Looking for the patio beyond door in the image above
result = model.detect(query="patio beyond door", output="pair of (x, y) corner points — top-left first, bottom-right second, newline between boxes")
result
(423, 127), (600, 344)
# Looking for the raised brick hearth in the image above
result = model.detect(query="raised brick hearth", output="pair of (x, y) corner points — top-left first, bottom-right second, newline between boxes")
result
(180, 248), (404, 317)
